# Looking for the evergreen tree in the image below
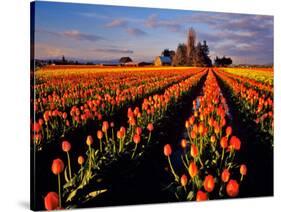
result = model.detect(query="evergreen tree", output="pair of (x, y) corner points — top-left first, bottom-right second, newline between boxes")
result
(172, 43), (187, 66)
(186, 28), (196, 66)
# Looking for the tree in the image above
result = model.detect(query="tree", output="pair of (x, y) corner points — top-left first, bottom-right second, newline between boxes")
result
(172, 43), (187, 66)
(193, 42), (205, 66)
(62, 55), (67, 64)
(186, 28), (196, 66)
(214, 56), (232, 67)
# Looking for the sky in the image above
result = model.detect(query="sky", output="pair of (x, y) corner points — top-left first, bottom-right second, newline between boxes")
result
(33, 1), (273, 65)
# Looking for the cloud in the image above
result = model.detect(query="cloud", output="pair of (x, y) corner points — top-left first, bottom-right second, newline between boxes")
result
(62, 30), (104, 42)
(105, 19), (128, 28)
(36, 29), (105, 42)
(145, 14), (183, 32)
(126, 28), (147, 36)
(94, 48), (133, 54)
(34, 43), (75, 59)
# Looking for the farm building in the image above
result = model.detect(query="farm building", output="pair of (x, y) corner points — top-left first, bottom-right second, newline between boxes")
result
(154, 56), (172, 66)
(119, 57), (133, 65)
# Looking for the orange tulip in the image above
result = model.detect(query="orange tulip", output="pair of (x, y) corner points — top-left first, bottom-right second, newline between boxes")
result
(181, 174), (188, 187)
(188, 161), (198, 178)
(210, 135), (216, 143)
(226, 179), (239, 197)
(97, 130), (103, 140)
(220, 136), (228, 149)
(164, 144), (172, 157)
(78, 156), (84, 165)
(86, 135), (93, 146)
(226, 126), (232, 137)
(221, 169), (230, 183)
(102, 121), (109, 132)
(240, 164), (247, 176)
(181, 139), (187, 149)
(203, 175), (215, 192)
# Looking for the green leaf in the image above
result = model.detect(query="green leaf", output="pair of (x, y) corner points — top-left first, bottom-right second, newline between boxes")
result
(187, 191), (194, 200)
(87, 189), (107, 198)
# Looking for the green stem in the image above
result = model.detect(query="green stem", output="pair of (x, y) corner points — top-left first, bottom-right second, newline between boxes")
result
(99, 139), (102, 153)
(67, 152), (72, 179)
(131, 143), (138, 159)
(147, 132), (151, 143)
(220, 148), (225, 170)
(168, 156), (179, 182)
(58, 174), (61, 208)
(88, 146), (92, 172)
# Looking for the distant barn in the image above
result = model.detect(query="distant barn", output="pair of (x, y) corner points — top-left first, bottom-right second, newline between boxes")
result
(119, 57), (133, 65)
(154, 56), (172, 66)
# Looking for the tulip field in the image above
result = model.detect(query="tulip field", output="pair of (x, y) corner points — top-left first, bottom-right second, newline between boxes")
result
(31, 66), (273, 210)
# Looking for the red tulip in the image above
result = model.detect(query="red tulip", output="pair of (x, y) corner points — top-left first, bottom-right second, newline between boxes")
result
(190, 144), (198, 158)
(133, 134), (141, 144)
(51, 158), (64, 175)
(44, 192), (59, 210)
(188, 161), (198, 178)
(135, 127), (142, 136)
(229, 136), (241, 151)
(164, 144), (172, 157)
(221, 169), (230, 183)
(61, 140), (71, 152)
(196, 190), (208, 201)
(226, 179), (239, 197)
(147, 123), (154, 132)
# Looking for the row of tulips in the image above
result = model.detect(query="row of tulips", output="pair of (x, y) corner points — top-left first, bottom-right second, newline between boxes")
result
(43, 70), (207, 210)
(215, 70), (273, 139)
(163, 70), (247, 201)
(219, 68), (273, 95)
(222, 67), (273, 86)
(32, 68), (202, 149)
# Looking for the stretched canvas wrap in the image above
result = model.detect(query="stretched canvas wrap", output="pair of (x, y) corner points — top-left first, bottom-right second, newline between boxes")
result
(30, 1), (274, 210)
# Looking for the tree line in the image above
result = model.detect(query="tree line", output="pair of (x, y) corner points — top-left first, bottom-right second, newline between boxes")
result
(168, 28), (232, 67)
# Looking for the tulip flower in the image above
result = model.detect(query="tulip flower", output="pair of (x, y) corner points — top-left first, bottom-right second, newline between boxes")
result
(188, 161), (198, 178)
(51, 158), (64, 208)
(97, 130), (103, 152)
(229, 136), (241, 151)
(221, 169), (230, 183)
(86, 135), (94, 172)
(190, 144), (198, 158)
(62, 140), (72, 179)
(196, 190), (208, 201)
(181, 174), (188, 187)
(226, 179), (239, 197)
(132, 134), (141, 159)
(203, 175), (215, 192)
(226, 126), (232, 137)
(240, 164), (247, 181)
(181, 139), (187, 149)
(102, 121), (109, 144)
(44, 192), (59, 210)
(147, 123), (154, 143)
(164, 144), (179, 182)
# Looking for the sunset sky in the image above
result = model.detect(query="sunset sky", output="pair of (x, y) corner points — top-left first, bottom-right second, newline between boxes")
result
(34, 1), (273, 64)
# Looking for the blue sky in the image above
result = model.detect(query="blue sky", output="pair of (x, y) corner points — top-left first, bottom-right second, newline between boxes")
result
(34, 1), (273, 64)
